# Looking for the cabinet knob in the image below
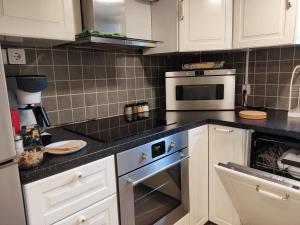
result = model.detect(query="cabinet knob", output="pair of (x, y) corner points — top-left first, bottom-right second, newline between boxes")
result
(68, 172), (83, 185)
(77, 216), (87, 224)
(286, 0), (292, 10)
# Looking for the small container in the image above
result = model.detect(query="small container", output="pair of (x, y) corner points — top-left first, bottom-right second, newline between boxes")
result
(133, 104), (139, 114)
(14, 134), (24, 155)
(142, 102), (150, 112)
(124, 104), (133, 115)
(17, 146), (44, 170)
(137, 103), (144, 113)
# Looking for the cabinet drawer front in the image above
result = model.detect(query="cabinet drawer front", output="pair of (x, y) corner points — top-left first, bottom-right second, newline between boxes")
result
(53, 195), (119, 225)
(24, 156), (116, 225)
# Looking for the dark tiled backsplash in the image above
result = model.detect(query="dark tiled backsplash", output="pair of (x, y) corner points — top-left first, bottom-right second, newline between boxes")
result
(4, 45), (300, 127)
(4, 48), (170, 126)
(167, 45), (300, 110)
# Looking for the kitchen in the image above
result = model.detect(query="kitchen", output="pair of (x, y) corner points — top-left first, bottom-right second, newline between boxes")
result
(1, 1), (300, 225)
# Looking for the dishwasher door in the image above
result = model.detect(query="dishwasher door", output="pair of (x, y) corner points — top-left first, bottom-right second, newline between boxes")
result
(215, 162), (300, 225)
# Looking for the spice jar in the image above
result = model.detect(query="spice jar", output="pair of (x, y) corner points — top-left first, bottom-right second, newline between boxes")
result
(124, 104), (133, 115)
(133, 104), (139, 114)
(142, 102), (149, 112)
(137, 103), (144, 113)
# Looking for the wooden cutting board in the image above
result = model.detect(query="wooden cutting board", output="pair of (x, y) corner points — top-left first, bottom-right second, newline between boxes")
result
(239, 110), (267, 120)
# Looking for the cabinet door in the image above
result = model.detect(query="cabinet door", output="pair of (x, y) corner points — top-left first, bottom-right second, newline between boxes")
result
(188, 126), (208, 225)
(179, 0), (233, 52)
(143, 0), (178, 55)
(0, 0), (80, 41)
(125, 0), (151, 40)
(233, 0), (297, 48)
(209, 125), (249, 225)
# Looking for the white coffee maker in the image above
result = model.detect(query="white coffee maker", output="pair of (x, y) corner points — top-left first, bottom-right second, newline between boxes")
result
(6, 75), (51, 129)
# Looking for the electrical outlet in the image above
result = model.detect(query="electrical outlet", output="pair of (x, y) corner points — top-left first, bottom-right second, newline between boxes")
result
(242, 84), (251, 95)
(7, 48), (26, 64)
(1, 49), (8, 64)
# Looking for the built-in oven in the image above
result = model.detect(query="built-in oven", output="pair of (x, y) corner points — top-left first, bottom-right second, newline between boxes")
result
(117, 131), (189, 225)
(215, 132), (300, 225)
(165, 69), (236, 110)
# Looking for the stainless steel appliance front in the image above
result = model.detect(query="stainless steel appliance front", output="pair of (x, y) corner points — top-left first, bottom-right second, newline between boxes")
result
(117, 131), (189, 225)
(165, 70), (236, 110)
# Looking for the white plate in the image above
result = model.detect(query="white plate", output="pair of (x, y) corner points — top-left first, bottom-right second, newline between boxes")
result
(45, 140), (87, 155)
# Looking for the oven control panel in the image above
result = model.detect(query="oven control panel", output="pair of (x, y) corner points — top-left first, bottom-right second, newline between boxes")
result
(117, 131), (188, 176)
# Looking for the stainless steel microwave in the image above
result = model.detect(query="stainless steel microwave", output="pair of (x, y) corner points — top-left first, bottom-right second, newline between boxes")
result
(165, 69), (236, 110)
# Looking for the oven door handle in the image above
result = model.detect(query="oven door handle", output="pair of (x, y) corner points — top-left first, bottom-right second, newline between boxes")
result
(127, 154), (190, 186)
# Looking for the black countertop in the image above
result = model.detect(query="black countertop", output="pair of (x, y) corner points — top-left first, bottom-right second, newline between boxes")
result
(19, 109), (300, 184)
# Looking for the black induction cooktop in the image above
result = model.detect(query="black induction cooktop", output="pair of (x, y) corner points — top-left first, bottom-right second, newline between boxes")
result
(62, 110), (176, 143)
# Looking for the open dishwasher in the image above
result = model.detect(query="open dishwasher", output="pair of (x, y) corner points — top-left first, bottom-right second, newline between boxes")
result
(215, 132), (300, 225)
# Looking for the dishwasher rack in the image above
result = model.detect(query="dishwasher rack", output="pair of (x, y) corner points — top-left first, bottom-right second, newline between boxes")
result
(250, 132), (300, 180)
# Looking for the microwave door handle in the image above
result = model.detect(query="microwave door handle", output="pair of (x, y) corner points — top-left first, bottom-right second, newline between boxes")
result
(127, 155), (190, 186)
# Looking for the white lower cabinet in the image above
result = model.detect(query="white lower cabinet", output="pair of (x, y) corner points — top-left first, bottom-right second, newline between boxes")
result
(208, 125), (249, 225)
(23, 156), (117, 225)
(53, 194), (118, 225)
(188, 126), (209, 225)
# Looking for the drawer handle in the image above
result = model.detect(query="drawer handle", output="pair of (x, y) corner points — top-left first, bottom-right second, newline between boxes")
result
(68, 172), (83, 185)
(256, 185), (289, 201)
(77, 216), (87, 224)
(214, 127), (234, 133)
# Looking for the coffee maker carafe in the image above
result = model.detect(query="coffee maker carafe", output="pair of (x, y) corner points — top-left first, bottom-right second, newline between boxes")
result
(6, 75), (51, 131)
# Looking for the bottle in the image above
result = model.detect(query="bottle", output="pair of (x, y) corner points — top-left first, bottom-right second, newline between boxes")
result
(14, 134), (24, 155)
(137, 103), (144, 113)
(124, 104), (133, 115)
(142, 102), (149, 112)
(133, 104), (139, 114)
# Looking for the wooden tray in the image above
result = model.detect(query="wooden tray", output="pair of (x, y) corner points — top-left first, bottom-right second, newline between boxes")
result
(239, 110), (267, 120)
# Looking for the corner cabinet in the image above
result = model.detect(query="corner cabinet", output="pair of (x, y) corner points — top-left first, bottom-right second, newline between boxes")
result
(233, 0), (298, 48)
(208, 125), (250, 225)
(144, 0), (233, 54)
(188, 126), (209, 225)
(0, 0), (81, 41)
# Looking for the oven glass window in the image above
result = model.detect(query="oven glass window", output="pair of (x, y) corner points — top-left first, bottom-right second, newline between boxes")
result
(176, 84), (224, 100)
(134, 163), (182, 225)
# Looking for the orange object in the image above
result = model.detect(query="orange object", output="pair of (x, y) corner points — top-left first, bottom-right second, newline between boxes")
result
(239, 110), (267, 120)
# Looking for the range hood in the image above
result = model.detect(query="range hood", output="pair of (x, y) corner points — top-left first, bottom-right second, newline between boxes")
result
(70, 0), (160, 49)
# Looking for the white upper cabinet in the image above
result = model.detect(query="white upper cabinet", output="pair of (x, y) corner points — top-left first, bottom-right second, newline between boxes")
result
(233, 0), (297, 48)
(0, 0), (81, 41)
(125, 0), (152, 40)
(145, 0), (232, 54)
(179, 0), (233, 51)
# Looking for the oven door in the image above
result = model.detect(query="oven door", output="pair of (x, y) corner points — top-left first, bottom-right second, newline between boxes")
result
(165, 75), (235, 110)
(118, 149), (189, 225)
(215, 162), (300, 225)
